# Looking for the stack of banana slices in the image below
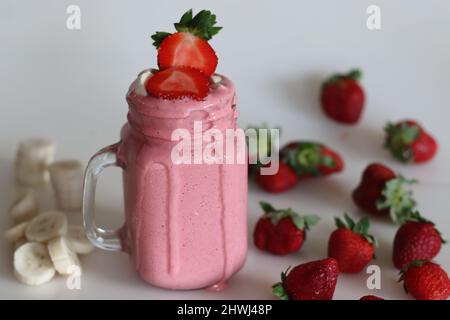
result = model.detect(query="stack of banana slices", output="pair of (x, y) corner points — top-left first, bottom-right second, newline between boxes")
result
(4, 138), (95, 286)
(5, 204), (95, 286)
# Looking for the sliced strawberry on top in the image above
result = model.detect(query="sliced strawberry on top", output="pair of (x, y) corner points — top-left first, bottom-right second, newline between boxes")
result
(158, 32), (218, 76)
(145, 66), (210, 100)
(151, 9), (222, 76)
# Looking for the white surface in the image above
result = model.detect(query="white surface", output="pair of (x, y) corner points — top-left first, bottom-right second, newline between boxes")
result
(0, 0), (449, 300)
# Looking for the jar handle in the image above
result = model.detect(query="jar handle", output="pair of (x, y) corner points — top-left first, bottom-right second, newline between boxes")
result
(82, 142), (123, 251)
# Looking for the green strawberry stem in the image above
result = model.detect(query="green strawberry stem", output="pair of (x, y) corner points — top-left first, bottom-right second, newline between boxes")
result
(258, 202), (320, 231)
(272, 282), (289, 300)
(175, 9), (222, 40)
(259, 201), (275, 214)
(272, 267), (290, 300)
(151, 9), (222, 48)
(151, 32), (172, 48)
(376, 176), (417, 224)
(283, 142), (335, 176)
(346, 69), (362, 81)
(323, 68), (363, 87)
(384, 122), (420, 163)
(335, 213), (378, 247)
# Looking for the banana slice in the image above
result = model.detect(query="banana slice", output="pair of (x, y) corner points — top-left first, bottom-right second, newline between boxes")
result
(9, 190), (39, 222)
(25, 211), (68, 242)
(14, 242), (56, 286)
(67, 225), (95, 255)
(48, 160), (84, 212)
(15, 138), (55, 186)
(4, 221), (30, 244)
(48, 237), (81, 275)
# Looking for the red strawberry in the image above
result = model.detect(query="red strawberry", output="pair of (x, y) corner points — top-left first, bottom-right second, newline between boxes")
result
(393, 212), (446, 269)
(399, 260), (450, 300)
(255, 162), (298, 193)
(157, 32), (217, 76)
(360, 295), (384, 300)
(328, 213), (377, 273)
(272, 258), (339, 300)
(320, 69), (365, 124)
(253, 202), (320, 255)
(151, 10), (221, 76)
(384, 120), (438, 164)
(280, 141), (344, 179)
(145, 66), (210, 100)
(352, 163), (417, 223)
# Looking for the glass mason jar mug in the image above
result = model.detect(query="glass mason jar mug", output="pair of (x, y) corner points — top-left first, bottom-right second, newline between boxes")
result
(82, 76), (248, 290)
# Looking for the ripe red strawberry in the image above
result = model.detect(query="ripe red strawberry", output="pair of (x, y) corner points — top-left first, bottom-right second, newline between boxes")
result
(145, 66), (210, 100)
(384, 120), (438, 164)
(360, 295), (384, 300)
(328, 213), (377, 273)
(280, 141), (344, 179)
(151, 9), (221, 76)
(399, 260), (450, 300)
(393, 212), (446, 269)
(272, 258), (339, 300)
(320, 69), (365, 124)
(352, 163), (417, 223)
(253, 202), (319, 255)
(255, 162), (298, 193)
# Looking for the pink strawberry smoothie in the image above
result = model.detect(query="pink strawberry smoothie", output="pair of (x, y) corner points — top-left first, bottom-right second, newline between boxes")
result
(116, 75), (248, 290)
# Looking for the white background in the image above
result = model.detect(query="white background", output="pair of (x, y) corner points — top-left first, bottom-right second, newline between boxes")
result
(0, 0), (449, 299)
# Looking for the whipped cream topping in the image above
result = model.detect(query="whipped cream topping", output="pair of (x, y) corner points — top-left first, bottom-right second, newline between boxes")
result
(209, 74), (222, 87)
(133, 69), (155, 96)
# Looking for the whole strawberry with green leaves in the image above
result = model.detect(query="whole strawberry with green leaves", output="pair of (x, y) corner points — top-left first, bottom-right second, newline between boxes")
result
(393, 211), (446, 269)
(272, 258), (339, 300)
(280, 141), (344, 179)
(384, 120), (438, 164)
(328, 213), (377, 273)
(253, 202), (320, 255)
(399, 260), (450, 300)
(352, 163), (418, 223)
(320, 69), (365, 124)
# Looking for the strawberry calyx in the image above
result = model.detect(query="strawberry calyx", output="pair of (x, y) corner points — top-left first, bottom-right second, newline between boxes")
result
(376, 176), (418, 224)
(405, 211), (433, 224)
(404, 211), (447, 244)
(151, 32), (172, 48)
(272, 267), (291, 300)
(323, 68), (362, 88)
(335, 213), (378, 247)
(283, 142), (336, 176)
(151, 9), (222, 48)
(174, 9), (222, 41)
(384, 121), (421, 163)
(259, 202), (320, 231)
